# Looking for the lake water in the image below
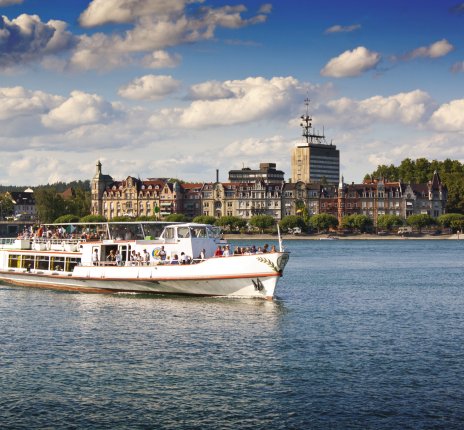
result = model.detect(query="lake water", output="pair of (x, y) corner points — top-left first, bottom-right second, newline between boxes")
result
(1, 239), (464, 429)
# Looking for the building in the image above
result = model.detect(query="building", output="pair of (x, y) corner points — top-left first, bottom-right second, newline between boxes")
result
(8, 189), (36, 220)
(291, 99), (339, 184)
(228, 163), (285, 184)
(90, 160), (446, 225)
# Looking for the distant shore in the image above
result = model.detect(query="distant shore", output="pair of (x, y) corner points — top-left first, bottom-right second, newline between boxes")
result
(224, 233), (462, 241)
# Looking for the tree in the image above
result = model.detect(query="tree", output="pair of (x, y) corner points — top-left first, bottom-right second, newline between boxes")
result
(340, 214), (372, 233)
(215, 216), (247, 232)
(0, 193), (14, 219)
(437, 213), (464, 231)
(135, 215), (157, 221)
(64, 188), (91, 217)
(34, 188), (66, 223)
(111, 216), (132, 222)
(279, 215), (306, 232)
(248, 214), (275, 233)
(192, 215), (216, 225)
(80, 214), (107, 222)
(309, 213), (338, 233)
(54, 214), (80, 223)
(376, 214), (404, 231)
(406, 214), (435, 232)
(164, 213), (188, 222)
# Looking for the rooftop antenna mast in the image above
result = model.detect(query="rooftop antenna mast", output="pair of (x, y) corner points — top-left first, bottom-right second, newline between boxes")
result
(300, 97), (325, 144)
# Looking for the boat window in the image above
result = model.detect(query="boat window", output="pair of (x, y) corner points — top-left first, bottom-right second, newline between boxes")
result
(21, 255), (34, 270)
(177, 227), (190, 239)
(66, 257), (80, 272)
(163, 227), (175, 240)
(191, 227), (207, 238)
(8, 254), (20, 268)
(142, 223), (168, 239)
(36, 255), (50, 270)
(51, 257), (65, 272)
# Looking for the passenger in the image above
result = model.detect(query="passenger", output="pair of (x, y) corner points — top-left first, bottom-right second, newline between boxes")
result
(107, 250), (116, 264)
(222, 245), (230, 257)
(180, 252), (188, 264)
(199, 249), (206, 260)
(214, 246), (223, 257)
(92, 249), (99, 266)
(115, 250), (122, 266)
(130, 250), (137, 266)
(171, 254), (179, 264)
(263, 244), (269, 253)
(256, 247), (263, 254)
(143, 249), (150, 266)
(270, 245), (277, 253)
(159, 246), (167, 261)
(250, 245), (257, 254)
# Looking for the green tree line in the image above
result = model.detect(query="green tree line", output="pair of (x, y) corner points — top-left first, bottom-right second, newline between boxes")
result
(366, 158), (464, 213)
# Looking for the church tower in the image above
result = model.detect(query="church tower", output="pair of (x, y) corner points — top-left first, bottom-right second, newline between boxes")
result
(91, 160), (113, 216)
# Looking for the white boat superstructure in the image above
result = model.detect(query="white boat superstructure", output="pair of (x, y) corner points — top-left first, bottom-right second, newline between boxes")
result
(0, 222), (289, 299)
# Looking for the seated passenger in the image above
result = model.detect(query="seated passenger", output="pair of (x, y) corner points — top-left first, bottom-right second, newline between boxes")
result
(171, 254), (179, 264)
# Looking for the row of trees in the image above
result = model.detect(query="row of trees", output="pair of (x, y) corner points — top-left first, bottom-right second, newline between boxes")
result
(279, 212), (464, 234)
(367, 158), (464, 213)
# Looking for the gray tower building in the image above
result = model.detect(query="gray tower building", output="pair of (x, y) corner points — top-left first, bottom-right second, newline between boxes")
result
(291, 98), (339, 184)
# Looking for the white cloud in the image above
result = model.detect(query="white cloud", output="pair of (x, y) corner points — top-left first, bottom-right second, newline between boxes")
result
(324, 24), (361, 34)
(118, 75), (181, 100)
(326, 90), (433, 126)
(429, 99), (464, 132)
(72, 1), (269, 71)
(320, 46), (380, 78)
(403, 39), (454, 60)
(141, 50), (181, 68)
(188, 81), (235, 100)
(223, 135), (289, 158)
(79, 0), (196, 27)
(0, 14), (75, 68)
(42, 91), (119, 130)
(150, 76), (305, 128)
(0, 86), (63, 120)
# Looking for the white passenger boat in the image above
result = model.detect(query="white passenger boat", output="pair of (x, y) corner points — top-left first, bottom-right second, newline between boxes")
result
(0, 222), (289, 299)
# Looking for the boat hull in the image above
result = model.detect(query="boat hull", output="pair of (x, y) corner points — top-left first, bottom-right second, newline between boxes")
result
(0, 252), (289, 299)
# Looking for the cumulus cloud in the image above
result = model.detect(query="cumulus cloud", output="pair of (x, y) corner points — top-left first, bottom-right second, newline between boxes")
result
(320, 46), (380, 78)
(118, 75), (181, 100)
(71, 0), (269, 71)
(223, 135), (288, 158)
(150, 76), (306, 128)
(0, 86), (63, 120)
(401, 39), (454, 60)
(141, 50), (181, 68)
(188, 80), (235, 100)
(429, 99), (464, 132)
(326, 90), (433, 126)
(324, 24), (361, 34)
(78, 0), (196, 27)
(0, 14), (75, 68)
(42, 91), (119, 130)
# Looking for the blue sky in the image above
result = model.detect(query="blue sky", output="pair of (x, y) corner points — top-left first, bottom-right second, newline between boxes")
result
(0, 0), (463, 186)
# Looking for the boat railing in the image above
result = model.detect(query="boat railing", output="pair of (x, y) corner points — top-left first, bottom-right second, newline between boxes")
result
(32, 238), (83, 252)
(0, 238), (17, 249)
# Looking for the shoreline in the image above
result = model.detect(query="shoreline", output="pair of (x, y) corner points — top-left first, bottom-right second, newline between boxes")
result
(224, 233), (462, 241)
